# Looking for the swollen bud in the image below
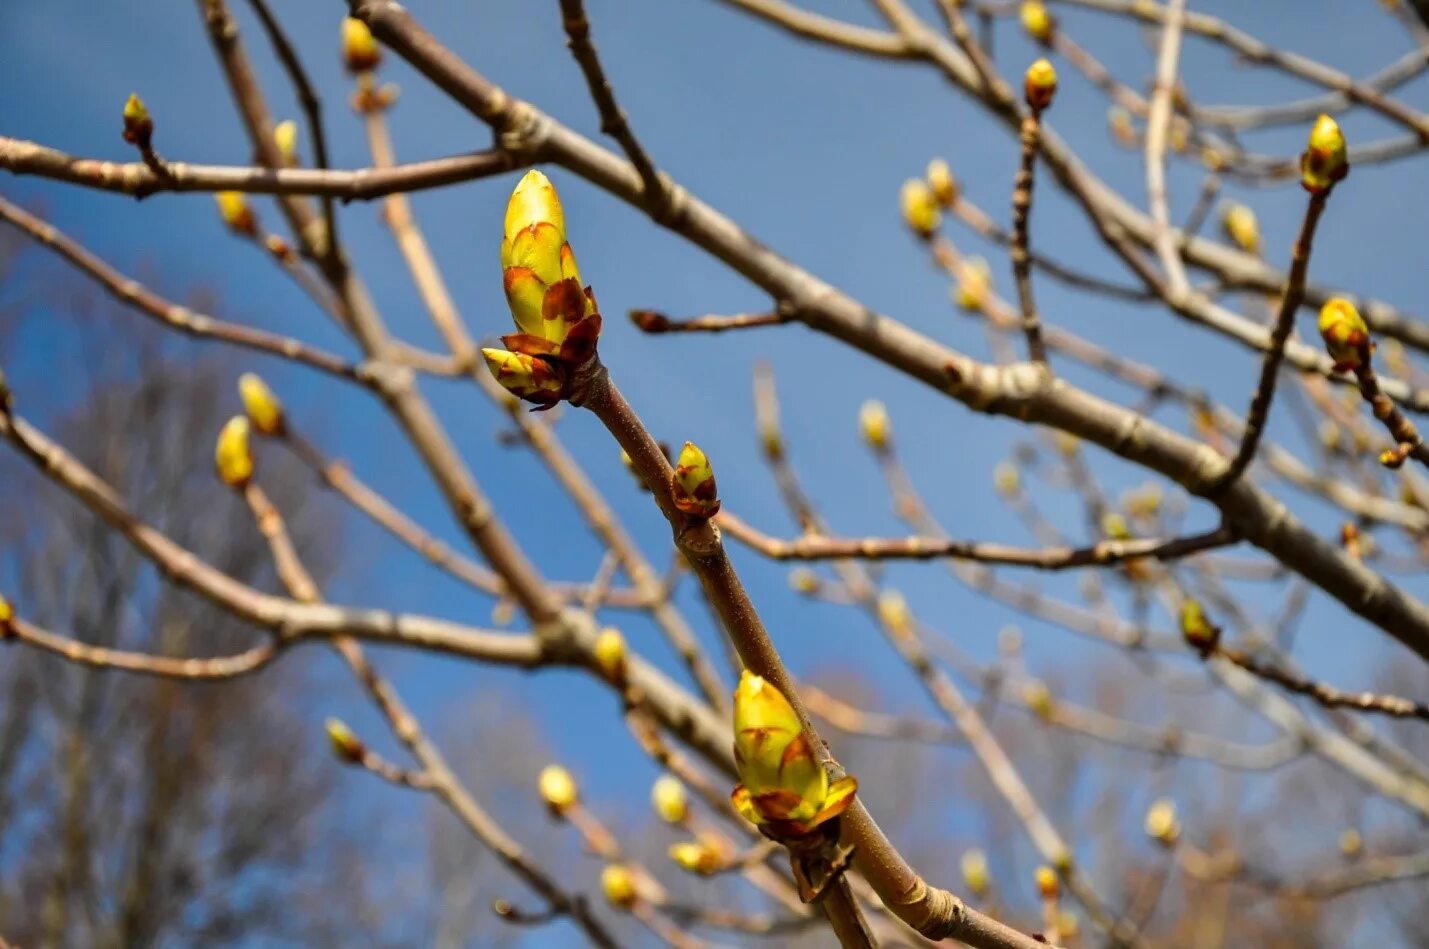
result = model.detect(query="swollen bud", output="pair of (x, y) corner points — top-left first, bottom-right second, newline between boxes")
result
(538, 764), (579, 815)
(1179, 598), (1220, 656)
(927, 158), (959, 207)
(651, 775), (689, 824)
(593, 627), (627, 683)
(342, 17), (382, 73)
(1020, 1), (1054, 43)
(121, 93), (153, 149)
(731, 671), (857, 837)
(669, 841), (721, 875)
(238, 373), (285, 436)
(1024, 58), (1058, 111)
(1035, 865), (1060, 900)
(1221, 203), (1260, 255)
(1144, 798), (1181, 847)
(859, 400), (891, 451)
(1339, 827), (1363, 859)
(1023, 680), (1055, 721)
(274, 119), (299, 166)
(325, 717), (364, 764)
(993, 461), (1020, 498)
(600, 864), (638, 910)
(671, 442), (720, 518)
(877, 590), (911, 639)
(1318, 298), (1373, 373)
(1301, 114), (1348, 194)
(955, 257), (993, 311)
(481, 348), (565, 409)
(215, 191), (257, 238)
(900, 179), (941, 237)
(215, 416), (254, 489)
(961, 849), (990, 897)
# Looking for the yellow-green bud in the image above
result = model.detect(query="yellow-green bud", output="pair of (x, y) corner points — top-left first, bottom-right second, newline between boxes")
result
(1339, 827), (1362, 859)
(1318, 298), (1373, 373)
(215, 191), (256, 237)
(651, 775), (689, 824)
(900, 179), (940, 237)
(671, 441), (720, 518)
(669, 841), (721, 875)
(961, 849), (990, 896)
(601, 864), (638, 909)
(342, 17), (382, 73)
(214, 416), (254, 489)
(1144, 798), (1180, 847)
(274, 119), (299, 165)
(1221, 202), (1260, 255)
(538, 764), (579, 814)
(481, 348), (565, 409)
(1025, 58), (1058, 111)
(877, 590), (911, 638)
(955, 257), (993, 311)
(238, 373), (285, 436)
(1101, 512), (1131, 541)
(593, 627), (627, 683)
(121, 93), (153, 149)
(325, 717), (363, 763)
(1301, 114), (1348, 194)
(859, 400), (891, 451)
(1020, 1), (1054, 43)
(788, 567), (820, 596)
(1179, 598), (1220, 655)
(1035, 865), (1060, 899)
(993, 461), (1020, 498)
(926, 158), (958, 207)
(1024, 680), (1055, 721)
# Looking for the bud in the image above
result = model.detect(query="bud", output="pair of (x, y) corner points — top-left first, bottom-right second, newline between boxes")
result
(538, 764), (579, 815)
(274, 119), (299, 165)
(1101, 512), (1131, 541)
(900, 179), (940, 237)
(215, 416), (254, 489)
(1179, 598), (1220, 655)
(1020, 1), (1054, 43)
(859, 400), (891, 451)
(238, 373), (285, 436)
(877, 590), (911, 638)
(1024, 59), (1058, 111)
(600, 864), (638, 910)
(490, 172), (601, 402)
(121, 93), (153, 149)
(481, 348), (565, 409)
(1124, 484), (1163, 519)
(652, 774), (689, 824)
(1318, 298), (1373, 373)
(325, 717), (363, 764)
(955, 257), (993, 312)
(788, 567), (820, 596)
(759, 418), (784, 460)
(593, 627), (627, 682)
(1024, 680), (1054, 721)
(961, 849), (990, 897)
(669, 841), (721, 875)
(342, 17), (382, 73)
(1221, 203), (1260, 255)
(1301, 114), (1348, 194)
(731, 671), (857, 836)
(671, 441), (720, 518)
(926, 158), (958, 207)
(1035, 865), (1060, 900)
(0, 593), (12, 639)
(215, 191), (257, 238)
(993, 461), (1020, 498)
(1108, 107), (1136, 147)
(1144, 798), (1181, 847)
(1338, 827), (1362, 859)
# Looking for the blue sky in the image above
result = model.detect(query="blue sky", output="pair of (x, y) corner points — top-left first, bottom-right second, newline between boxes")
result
(3, 0), (1428, 944)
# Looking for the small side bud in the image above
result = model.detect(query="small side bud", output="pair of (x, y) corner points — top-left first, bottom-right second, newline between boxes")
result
(877, 590), (912, 639)
(1179, 598), (1220, 656)
(669, 841), (721, 875)
(273, 119), (300, 166)
(1024, 58), (1058, 111)
(993, 461), (1021, 498)
(215, 416), (254, 489)
(1108, 107), (1136, 147)
(859, 400), (891, 452)
(238, 373), (285, 436)
(121, 93), (153, 149)
(342, 17), (382, 73)
(651, 775), (690, 824)
(593, 627), (627, 683)
(1023, 680), (1055, 721)
(538, 764), (579, 815)
(1318, 298), (1374, 374)
(481, 348), (565, 408)
(215, 191), (257, 238)
(954, 257), (993, 311)
(900, 179), (941, 237)
(1301, 114), (1348, 194)
(961, 849), (990, 897)
(1020, 1), (1054, 43)
(1035, 865), (1060, 900)
(926, 158), (959, 207)
(1101, 512), (1131, 541)
(671, 441), (720, 518)
(1338, 827), (1362, 859)
(325, 717), (363, 764)
(788, 567), (820, 596)
(600, 864), (638, 910)
(1221, 203), (1261, 255)
(1144, 798), (1181, 847)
